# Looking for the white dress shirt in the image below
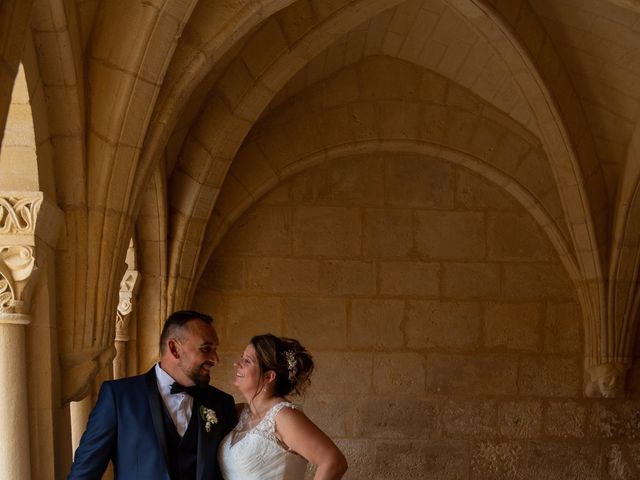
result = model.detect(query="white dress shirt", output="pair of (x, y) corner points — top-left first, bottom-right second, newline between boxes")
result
(155, 363), (193, 436)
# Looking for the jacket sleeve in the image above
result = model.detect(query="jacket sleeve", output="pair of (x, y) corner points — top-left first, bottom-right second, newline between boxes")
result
(67, 382), (116, 480)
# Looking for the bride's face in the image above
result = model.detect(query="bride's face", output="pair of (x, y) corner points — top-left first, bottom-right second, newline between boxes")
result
(233, 344), (261, 394)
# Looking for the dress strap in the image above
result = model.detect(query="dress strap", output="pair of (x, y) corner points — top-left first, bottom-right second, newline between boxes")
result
(260, 401), (299, 433)
(237, 404), (251, 428)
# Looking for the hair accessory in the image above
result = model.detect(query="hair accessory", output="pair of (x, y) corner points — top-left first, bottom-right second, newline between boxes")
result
(284, 350), (297, 382)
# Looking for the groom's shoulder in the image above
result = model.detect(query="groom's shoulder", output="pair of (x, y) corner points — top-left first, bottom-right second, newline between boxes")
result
(102, 370), (150, 393)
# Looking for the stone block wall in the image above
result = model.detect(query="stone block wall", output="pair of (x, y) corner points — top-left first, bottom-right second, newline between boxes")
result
(193, 152), (640, 479)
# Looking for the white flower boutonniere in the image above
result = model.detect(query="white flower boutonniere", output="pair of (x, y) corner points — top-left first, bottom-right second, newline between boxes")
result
(200, 405), (218, 432)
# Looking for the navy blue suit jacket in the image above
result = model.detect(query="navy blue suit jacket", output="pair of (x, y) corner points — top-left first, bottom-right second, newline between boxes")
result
(67, 368), (237, 480)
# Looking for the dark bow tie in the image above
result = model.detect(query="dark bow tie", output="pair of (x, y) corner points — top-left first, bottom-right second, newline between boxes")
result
(170, 382), (205, 398)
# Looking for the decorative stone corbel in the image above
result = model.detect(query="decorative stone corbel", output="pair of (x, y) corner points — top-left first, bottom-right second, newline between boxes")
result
(582, 277), (640, 398)
(61, 345), (117, 403)
(585, 361), (629, 398)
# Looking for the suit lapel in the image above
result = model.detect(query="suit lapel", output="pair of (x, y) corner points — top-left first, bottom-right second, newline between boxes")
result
(145, 368), (171, 473)
(196, 399), (205, 480)
(197, 391), (224, 480)
(196, 397), (213, 480)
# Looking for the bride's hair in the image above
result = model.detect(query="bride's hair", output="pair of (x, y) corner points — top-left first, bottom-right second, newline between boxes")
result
(250, 334), (314, 397)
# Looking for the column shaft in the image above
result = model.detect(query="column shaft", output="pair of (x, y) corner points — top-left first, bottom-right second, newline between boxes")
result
(70, 395), (93, 455)
(0, 317), (31, 479)
(113, 339), (126, 379)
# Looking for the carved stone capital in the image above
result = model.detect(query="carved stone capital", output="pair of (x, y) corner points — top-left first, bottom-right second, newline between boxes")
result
(584, 361), (629, 398)
(0, 192), (62, 314)
(0, 191), (63, 248)
(0, 246), (37, 314)
(117, 294), (134, 317)
(115, 269), (140, 342)
(0, 195), (40, 235)
(115, 311), (130, 342)
(119, 269), (140, 300)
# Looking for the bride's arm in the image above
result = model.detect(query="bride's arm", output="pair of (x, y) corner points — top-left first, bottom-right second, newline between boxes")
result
(275, 407), (347, 480)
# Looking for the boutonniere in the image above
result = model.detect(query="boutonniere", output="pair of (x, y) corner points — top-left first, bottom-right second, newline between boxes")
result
(199, 405), (218, 432)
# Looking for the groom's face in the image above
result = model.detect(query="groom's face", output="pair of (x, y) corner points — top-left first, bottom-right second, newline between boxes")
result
(176, 319), (220, 386)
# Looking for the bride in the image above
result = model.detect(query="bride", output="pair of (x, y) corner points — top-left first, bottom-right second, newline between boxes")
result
(218, 334), (348, 480)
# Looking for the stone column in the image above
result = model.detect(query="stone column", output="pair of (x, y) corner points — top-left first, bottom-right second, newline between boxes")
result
(113, 268), (140, 379)
(70, 395), (93, 455)
(0, 308), (31, 479)
(0, 193), (48, 480)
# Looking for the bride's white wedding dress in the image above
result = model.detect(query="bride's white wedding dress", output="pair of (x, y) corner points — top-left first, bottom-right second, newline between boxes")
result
(218, 401), (308, 480)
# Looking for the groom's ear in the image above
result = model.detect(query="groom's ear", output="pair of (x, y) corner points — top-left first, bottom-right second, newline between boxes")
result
(168, 339), (180, 359)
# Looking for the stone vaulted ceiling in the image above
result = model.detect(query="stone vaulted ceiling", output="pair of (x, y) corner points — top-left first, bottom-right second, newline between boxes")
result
(0, 0), (639, 400)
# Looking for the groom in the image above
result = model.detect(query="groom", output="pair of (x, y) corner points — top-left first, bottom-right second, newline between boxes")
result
(68, 310), (237, 480)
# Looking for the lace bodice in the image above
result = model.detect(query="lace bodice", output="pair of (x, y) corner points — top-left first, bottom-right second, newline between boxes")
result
(218, 402), (308, 480)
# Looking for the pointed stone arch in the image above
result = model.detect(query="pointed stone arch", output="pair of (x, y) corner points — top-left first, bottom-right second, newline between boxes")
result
(0, 64), (38, 191)
(445, 0), (607, 377)
(0, 0), (32, 146)
(204, 139), (579, 287)
(177, 54), (573, 305)
(164, 0), (415, 312)
(167, 0), (606, 393)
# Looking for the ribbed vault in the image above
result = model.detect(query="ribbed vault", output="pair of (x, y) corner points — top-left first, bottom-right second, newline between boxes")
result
(164, 0), (609, 379)
(2, 0), (640, 476)
(0, 0), (638, 412)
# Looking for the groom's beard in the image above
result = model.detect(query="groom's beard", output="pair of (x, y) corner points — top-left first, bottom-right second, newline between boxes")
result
(187, 363), (211, 386)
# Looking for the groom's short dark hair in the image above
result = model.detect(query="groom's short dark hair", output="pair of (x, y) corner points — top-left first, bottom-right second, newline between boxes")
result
(159, 310), (214, 354)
